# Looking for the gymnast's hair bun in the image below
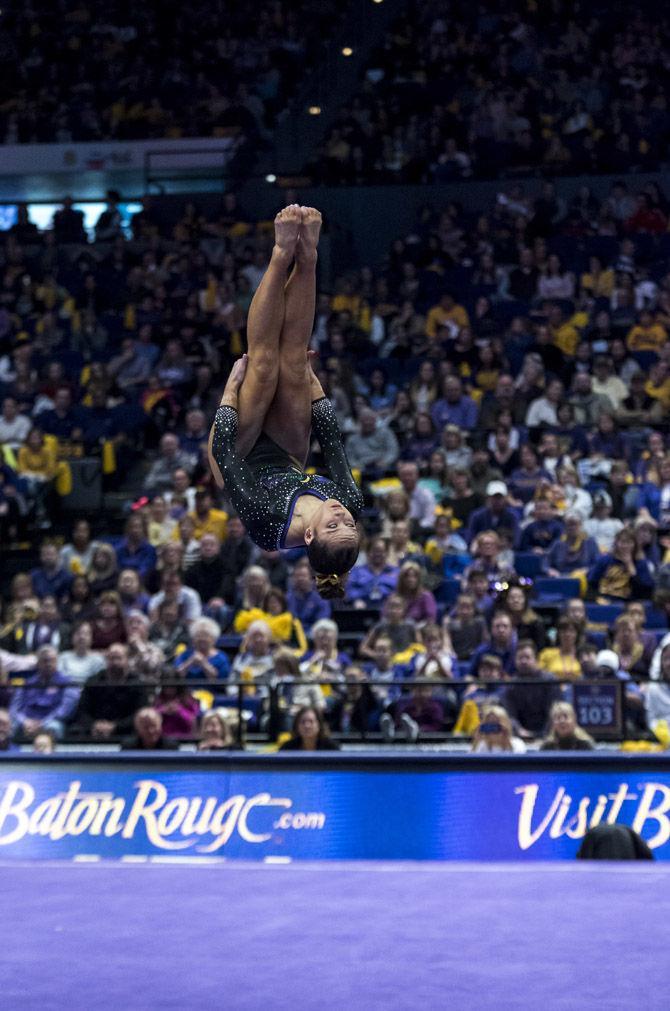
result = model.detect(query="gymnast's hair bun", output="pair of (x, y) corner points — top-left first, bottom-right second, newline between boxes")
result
(315, 573), (347, 600)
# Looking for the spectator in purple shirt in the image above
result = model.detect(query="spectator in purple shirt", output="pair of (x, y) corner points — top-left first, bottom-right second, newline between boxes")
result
(286, 558), (331, 632)
(9, 645), (79, 741)
(31, 541), (72, 601)
(346, 537), (399, 608)
(519, 498), (564, 552)
(115, 514), (158, 581)
(384, 683), (445, 741)
(430, 376), (479, 430)
(469, 611), (517, 677)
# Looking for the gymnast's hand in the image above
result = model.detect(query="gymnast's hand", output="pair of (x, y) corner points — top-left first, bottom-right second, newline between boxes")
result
(220, 354), (248, 409)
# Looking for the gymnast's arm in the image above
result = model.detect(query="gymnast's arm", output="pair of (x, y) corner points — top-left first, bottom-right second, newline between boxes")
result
(310, 394), (364, 513)
(207, 356), (270, 517)
(208, 403), (271, 517)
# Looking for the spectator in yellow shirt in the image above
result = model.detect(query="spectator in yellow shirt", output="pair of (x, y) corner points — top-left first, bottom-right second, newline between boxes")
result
(580, 256), (614, 298)
(626, 310), (668, 352)
(330, 278), (371, 333)
(425, 292), (470, 338)
(645, 361), (670, 410)
(548, 304), (581, 356)
(17, 429), (57, 481)
(188, 488), (228, 541)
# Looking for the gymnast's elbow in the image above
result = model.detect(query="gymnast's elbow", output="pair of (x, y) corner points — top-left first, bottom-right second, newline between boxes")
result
(207, 438), (226, 490)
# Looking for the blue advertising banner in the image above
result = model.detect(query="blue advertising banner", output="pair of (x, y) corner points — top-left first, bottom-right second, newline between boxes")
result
(2, 756), (670, 860)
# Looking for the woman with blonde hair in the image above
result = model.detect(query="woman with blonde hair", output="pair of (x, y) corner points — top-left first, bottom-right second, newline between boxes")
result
(610, 614), (651, 678)
(386, 520), (423, 568)
(540, 701), (595, 751)
(471, 704), (526, 753)
(87, 544), (119, 597)
(3, 573), (35, 626)
(465, 530), (507, 581)
(395, 561), (438, 625)
(379, 489), (411, 539)
(198, 709), (235, 750)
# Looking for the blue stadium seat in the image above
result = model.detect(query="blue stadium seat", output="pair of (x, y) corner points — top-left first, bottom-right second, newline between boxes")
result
(532, 577), (581, 601)
(585, 603), (625, 625)
(514, 552), (546, 578)
(435, 578), (461, 608)
(644, 607), (669, 630)
(455, 660), (471, 679)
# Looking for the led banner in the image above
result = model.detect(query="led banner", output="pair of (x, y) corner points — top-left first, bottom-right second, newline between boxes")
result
(0, 136), (235, 176)
(1, 762), (670, 861)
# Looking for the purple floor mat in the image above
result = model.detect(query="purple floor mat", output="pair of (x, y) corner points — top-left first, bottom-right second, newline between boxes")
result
(2, 861), (668, 1010)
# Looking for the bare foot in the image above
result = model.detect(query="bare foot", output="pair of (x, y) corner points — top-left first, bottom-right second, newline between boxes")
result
(274, 204), (301, 258)
(296, 206), (322, 261)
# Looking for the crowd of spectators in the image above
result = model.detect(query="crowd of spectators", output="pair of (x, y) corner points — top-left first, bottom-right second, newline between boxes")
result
(310, 0), (670, 184)
(2, 175), (670, 751)
(0, 0), (340, 148)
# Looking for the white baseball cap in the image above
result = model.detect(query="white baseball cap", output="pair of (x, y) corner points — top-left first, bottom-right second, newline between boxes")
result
(486, 481), (508, 496)
(595, 649), (619, 673)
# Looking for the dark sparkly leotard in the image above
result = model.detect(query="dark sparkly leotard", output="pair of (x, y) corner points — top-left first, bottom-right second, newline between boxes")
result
(211, 396), (364, 551)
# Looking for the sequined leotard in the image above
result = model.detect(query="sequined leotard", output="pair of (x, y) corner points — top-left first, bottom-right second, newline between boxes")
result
(211, 396), (364, 551)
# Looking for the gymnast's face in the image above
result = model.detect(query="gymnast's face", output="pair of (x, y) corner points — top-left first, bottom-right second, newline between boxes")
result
(306, 500), (358, 547)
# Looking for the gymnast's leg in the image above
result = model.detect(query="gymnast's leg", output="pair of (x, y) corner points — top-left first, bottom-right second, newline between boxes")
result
(262, 206), (321, 464)
(233, 204), (302, 458)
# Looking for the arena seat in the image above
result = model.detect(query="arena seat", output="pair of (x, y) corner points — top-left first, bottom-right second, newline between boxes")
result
(585, 603), (625, 624)
(514, 553), (546, 578)
(435, 578), (461, 608)
(333, 608), (381, 634)
(532, 577), (581, 602)
(644, 606), (669, 629)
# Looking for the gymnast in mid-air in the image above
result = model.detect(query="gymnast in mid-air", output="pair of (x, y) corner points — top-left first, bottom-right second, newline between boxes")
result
(208, 204), (363, 598)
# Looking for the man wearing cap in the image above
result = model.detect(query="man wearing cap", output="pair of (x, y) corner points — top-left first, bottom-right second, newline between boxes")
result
(593, 648), (647, 734)
(466, 481), (520, 547)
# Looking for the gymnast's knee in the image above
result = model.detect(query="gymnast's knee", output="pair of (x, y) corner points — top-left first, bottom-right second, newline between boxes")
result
(248, 352), (278, 386)
(279, 355), (310, 384)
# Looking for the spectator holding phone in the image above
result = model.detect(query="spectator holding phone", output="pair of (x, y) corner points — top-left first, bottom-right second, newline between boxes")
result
(471, 703), (526, 753)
